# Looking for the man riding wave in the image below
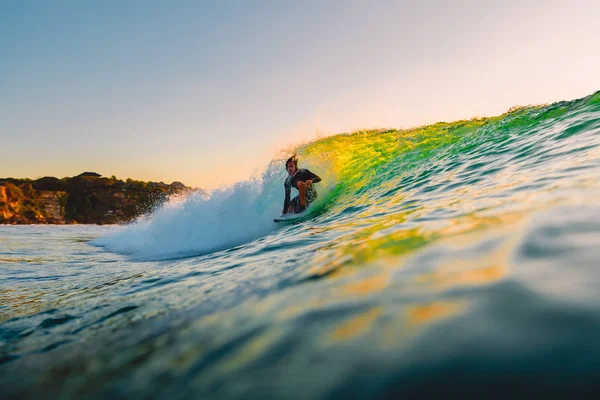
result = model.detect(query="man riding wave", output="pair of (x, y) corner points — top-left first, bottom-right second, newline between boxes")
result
(282, 155), (322, 215)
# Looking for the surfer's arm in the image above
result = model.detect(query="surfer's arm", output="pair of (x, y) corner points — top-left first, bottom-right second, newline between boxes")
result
(305, 170), (321, 184)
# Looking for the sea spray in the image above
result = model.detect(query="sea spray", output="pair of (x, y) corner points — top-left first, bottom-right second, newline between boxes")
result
(93, 179), (281, 260)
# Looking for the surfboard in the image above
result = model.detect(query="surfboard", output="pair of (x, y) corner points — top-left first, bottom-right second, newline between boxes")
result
(273, 210), (309, 223)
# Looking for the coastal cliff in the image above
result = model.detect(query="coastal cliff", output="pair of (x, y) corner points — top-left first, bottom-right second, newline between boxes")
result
(0, 172), (191, 224)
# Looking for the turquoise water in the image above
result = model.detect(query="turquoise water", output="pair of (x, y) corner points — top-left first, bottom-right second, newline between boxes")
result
(2, 91), (600, 398)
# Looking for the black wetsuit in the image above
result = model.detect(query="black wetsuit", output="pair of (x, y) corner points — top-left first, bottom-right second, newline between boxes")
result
(283, 169), (322, 214)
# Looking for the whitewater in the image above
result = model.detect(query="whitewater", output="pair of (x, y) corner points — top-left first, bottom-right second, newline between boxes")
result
(2, 91), (600, 398)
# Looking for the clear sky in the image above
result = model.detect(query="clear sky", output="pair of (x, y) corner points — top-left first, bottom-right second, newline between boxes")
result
(2, 0), (599, 189)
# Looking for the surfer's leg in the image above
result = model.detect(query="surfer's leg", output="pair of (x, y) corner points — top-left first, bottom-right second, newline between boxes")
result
(290, 196), (300, 212)
(306, 187), (317, 204)
(297, 181), (307, 206)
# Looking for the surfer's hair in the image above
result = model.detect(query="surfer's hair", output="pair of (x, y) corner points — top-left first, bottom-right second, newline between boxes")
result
(285, 154), (298, 168)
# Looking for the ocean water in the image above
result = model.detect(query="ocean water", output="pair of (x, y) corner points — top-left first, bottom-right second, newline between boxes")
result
(2, 91), (600, 398)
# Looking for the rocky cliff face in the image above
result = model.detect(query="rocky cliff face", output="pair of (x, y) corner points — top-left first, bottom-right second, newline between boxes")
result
(0, 173), (191, 225)
(0, 182), (46, 224)
(0, 185), (10, 222)
(37, 191), (67, 224)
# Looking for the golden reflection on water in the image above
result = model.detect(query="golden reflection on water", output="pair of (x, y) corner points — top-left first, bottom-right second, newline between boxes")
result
(338, 273), (390, 297)
(378, 300), (468, 349)
(416, 264), (507, 290)
(276, 300), (319, 321)
(413, 215), (524, 292)
(0, 257), (45, 263)
(1, 272), (150, 323)
(326, 300), (467, 346)
(435, 211), (525, 239)
(330, 306), (383, 341)
(1, 288), (45, 322)
(305, 207), (525, 292)
(215, 328), (284, 374)
(406, 301), (466, 326)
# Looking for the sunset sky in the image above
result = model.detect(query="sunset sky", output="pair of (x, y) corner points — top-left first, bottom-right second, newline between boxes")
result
(2, 0), (599, 189)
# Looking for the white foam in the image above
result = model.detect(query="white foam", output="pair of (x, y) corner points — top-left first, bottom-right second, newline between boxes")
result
(93, 166), (286, 260)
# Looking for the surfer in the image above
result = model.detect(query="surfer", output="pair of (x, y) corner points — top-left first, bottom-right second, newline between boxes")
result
(282, 154), (321, 215)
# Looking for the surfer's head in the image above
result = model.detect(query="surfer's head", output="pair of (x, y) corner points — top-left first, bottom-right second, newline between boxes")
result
(286, 154), (298, 176)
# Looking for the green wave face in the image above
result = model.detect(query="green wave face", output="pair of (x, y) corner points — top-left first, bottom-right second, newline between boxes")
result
(291, 91), (600, 277)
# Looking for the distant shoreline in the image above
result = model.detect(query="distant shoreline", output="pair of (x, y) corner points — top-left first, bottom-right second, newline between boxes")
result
(0, 172), (192, 225)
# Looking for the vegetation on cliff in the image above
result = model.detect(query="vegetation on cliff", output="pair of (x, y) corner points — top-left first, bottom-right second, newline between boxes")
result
(0, 172), (192, 224)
